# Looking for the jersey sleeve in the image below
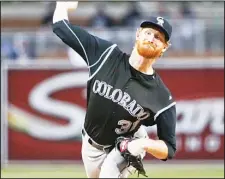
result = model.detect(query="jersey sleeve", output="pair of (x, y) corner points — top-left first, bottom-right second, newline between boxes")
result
(155, 105), (177, 160)
(52, 19), (117, 71)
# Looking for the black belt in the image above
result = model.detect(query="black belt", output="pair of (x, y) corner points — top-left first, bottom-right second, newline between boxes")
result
(82, 129), (112, 153)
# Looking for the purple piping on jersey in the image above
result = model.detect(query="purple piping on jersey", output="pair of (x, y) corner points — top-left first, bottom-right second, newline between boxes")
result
(89, 45), (114, 68)
(62, 20), (90, 70)
(88, 44), (117, 81)
(154, 101), (176, 121)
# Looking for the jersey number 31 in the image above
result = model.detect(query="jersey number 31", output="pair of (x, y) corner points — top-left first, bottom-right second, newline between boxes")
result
(115, 119), (140, 135)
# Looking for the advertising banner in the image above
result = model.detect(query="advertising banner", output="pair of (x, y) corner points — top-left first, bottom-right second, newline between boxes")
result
(5, 66), (224, 160)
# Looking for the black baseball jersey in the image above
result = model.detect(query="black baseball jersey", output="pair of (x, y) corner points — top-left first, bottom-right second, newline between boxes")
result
(53, 19), (176, 159)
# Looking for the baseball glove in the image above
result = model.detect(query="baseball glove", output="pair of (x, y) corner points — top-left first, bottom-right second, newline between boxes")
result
(115, 136), (148, 177)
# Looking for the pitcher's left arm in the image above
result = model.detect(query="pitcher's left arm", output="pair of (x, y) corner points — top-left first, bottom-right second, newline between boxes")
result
(119, 105), (177, 160)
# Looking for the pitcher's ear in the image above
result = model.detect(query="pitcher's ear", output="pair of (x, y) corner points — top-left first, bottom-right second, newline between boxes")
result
(162, 41), (171, 52)
(162, 48), (167, 53)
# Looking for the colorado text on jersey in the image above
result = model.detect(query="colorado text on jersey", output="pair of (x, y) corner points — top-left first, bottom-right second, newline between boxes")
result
(92, 80), (150, 120)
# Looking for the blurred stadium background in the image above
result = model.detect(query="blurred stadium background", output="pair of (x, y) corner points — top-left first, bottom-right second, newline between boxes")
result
(1, 1), (224, 178)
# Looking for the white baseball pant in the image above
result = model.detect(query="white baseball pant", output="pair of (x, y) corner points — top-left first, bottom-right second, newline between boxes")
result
(81, 126), (148, 178)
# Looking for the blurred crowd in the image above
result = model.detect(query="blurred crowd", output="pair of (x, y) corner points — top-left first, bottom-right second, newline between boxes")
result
(40, 2), (196, 28)
(1, 2), (224, 61)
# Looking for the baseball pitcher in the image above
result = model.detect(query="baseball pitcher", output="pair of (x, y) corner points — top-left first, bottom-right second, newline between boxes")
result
(52, 1), (177, 178)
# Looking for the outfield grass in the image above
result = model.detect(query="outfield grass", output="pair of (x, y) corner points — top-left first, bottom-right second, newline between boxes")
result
(1, 163), (224, 178)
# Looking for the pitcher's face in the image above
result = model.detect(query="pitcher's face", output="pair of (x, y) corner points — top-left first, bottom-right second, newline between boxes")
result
(136, 27), (168, 59)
